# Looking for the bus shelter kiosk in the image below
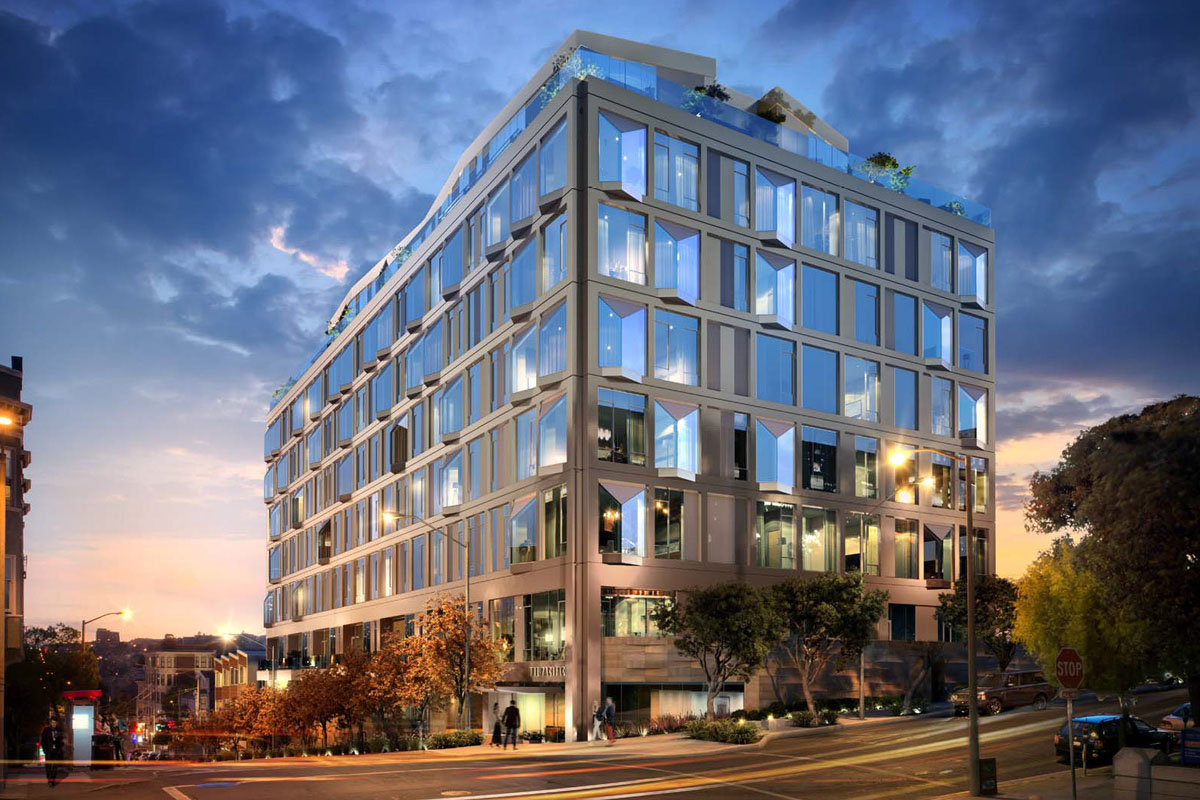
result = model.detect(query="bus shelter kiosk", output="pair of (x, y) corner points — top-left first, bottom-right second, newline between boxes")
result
(62, 689), (102, 766)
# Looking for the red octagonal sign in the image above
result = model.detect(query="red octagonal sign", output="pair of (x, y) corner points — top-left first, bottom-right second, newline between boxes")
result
(1056, 647), (1084, 690)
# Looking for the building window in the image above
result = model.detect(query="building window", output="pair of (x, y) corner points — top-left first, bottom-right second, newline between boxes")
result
(931, 452), (953, 508)
(441, 450), (463, 508)
(490, 343), (509, 411)
(855, 435), (878, 499)
(597, 388), (646, 466)
(845, 512), (880, 575)
(923, 302), (953, 368)
(653, 400), (699, 475)
(756, 501), (795, 569)
(733, 160), (750, 227)
(959, 313), (987, 373)
(802, 264), (838, 334)
(543, 213), (569, 292)
(959, 527), (990, 577)
(412, 534), (427, 590)
(889, 603), (916, 641)
(959, 456), (988, 512)
(733, 412), (749, 481)
(538, 303), (567, 376)
(755, 167), (796, 247)
(440, 225), (465, 291)
(844, 356), (879, 422)
(891, 291), (917, 355)
(598, 297), (646, 377)
(802, 345), (838, 414)
(853, 281), (879, 345)
(958, 384), (988, 444)
(653, 131), (699, 211)
(598, 110), (647, 198)
(755, 252), (796, 328)
(748, 334), (797, 410)
(512, 152), (537, 223)
(756, 419), (795, 490)
(843, 201), (878, 268)
(958, 241), (988, 305)
(930, 231), (953, 292)
(515, 408), (537, 480)
(892, 444), (917, 504)
(653, 487), (684, 559)
(543, 484), (567, 560)
(523, 589), (565, 661)
(510, 240), (537, 308)
(491, 504), (510, 572)
(512, 323), (538, 393)
(801, 506), (837, 573)
(894, 520), (918, 579)
(597, 203), (647, 284)
(602, 588), (671, 637)
(801, 185), (838, 255)
(931, 376), (954, 437)
(510, 496), (537, 563)
(892, 367), (918, 431)
(467, 438), (482, 501)
(653, 310), (699, 385)
(538, 395), (567, 468)
(720, 241), (749, 312)
(440, 376), (463, 438)
(654, 221), (700, 303)
(599, 483), (646, 556)
(491, 596), (516, 660)
(801, 425), (837, 493)
(539, 120), (567, 196)
(924, 523), (954, 581)
(424, 319), (444, 376)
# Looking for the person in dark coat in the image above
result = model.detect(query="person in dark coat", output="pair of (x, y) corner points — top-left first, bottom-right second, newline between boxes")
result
(602, 696), (616, 745)
(490, 702), (503, 747)
(40, 716), (66, 786)
(501, 699), (521, 750)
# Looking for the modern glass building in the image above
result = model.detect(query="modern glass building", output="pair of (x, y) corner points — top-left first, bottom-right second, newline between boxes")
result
(262, 32), (995, 740)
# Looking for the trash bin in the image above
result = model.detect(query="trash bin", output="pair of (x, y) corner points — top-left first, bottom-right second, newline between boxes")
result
(91, 734), (115, 769)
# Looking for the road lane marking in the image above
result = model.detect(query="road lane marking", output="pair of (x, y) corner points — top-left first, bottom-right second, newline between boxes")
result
(163, 787), (192, 800)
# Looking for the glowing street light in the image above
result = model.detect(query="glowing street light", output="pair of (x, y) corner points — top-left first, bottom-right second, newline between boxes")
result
(82, 609), (132, 653)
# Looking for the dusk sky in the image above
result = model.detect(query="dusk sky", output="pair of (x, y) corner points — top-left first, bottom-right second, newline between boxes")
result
(1, 0), (1197, 639)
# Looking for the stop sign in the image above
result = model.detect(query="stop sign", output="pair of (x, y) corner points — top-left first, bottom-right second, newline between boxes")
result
(1056, 647), (1084, 690)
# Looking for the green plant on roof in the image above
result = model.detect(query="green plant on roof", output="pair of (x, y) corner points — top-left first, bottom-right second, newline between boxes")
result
(941, 199), (967, 217)
(539, 51), (603, 107)
(756, 88), (817, 128)
(683, 82), (732, 115)
(325, 304), (357, 337)
(861, 151), (915, 192)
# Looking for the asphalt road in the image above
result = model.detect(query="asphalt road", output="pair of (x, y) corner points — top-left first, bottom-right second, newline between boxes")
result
(3, 689), (1185, 800)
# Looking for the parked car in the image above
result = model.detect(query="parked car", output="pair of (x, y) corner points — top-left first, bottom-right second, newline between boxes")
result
(1161, 703), (1193, 733)
(1054, 715), (1173, 764)
(952, 669), (1054, 715)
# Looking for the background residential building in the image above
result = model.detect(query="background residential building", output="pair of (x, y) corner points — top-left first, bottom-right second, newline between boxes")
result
(1, 356), (31, 667)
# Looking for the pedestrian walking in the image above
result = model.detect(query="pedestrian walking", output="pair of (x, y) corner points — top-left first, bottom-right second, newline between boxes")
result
(590, 700), (603, 742)
(501, 699), (521, 750)
(603, 696), (616, 745)
(40, 716), (66, 787)
(490, 702), (503, 747)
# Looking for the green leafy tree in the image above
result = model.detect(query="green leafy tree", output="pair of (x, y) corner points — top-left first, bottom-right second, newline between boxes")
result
(5, 624), (99, 758)
(651, 582), (775, 718)
(766, 573), (888, 712)
(1025, 396), (1200, 711)
(937, 575), (1019, 671)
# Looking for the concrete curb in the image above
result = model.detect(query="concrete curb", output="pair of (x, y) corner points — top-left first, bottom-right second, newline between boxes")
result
(754, 706), (955, 749)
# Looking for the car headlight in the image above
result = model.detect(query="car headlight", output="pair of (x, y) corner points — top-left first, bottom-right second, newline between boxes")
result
(978, 692), (988, 700)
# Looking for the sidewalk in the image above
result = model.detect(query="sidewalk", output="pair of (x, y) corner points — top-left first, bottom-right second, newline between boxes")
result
(932, 767), (1111, 799)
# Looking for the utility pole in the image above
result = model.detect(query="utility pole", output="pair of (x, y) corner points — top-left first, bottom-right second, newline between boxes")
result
(966, 461), (981, 796)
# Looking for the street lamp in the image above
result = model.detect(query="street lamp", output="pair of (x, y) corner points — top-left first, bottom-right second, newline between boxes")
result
(381, 512), (476, 731)
(82, 609), (132, 653)
(889, 446), (982, 796)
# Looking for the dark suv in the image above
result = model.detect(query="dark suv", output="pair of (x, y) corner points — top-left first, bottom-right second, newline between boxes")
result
(952, 669), (1053, 716)
(1055, 715), (1173, 764)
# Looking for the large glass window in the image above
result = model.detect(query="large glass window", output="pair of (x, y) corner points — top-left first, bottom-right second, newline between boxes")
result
(959, 456), (988, 512)
(423, 319), (443, 376)
(959, 527), (989, 577)
(440, 226), (464, 291)
(894, 519), (918, 579)
(412, 534), (427, 590)
(440, 375), (463, 438)
(543, 213), (569, 291)
(802, 265), (838, 334)
(801, 506), (837, 573)
(932, 376), (954, 437)
(599, 483), (646, 556)
(372, 362), (394, 418)
(755, 167), (796, 247)
(801, 425), (837, 493)
(733, 160), (750, 227)
(854, 281), (879, 345)
(523, 589), (565, 661)
(958, 241), (988, 305)
(491, 595), (515, 659)
(598, 388), (646, 466)
(538, 395), (567, 467)
(543, 484), (567, 560)
(654, 221), (700, 303)
(598, 297), (646, 377)
(720, 241), (749, 312)
(891, 444), (917, 505)
(931, 452), (953, 508)
(756, 419), (795, 489)
(959, 385), (988, 443)
(844, 356), (879, 422)
(441, 450), (463, 508)
(756, 252), (796, 328)
(801, 185), (838, 255)
(539, 120), (567, 196)
(602, 588), (671, 637)
(959, 313), (987, 373)
(756, 333), (795, 405)
(930, 231), (953, 292)
(891, 291), (917, 355)
(511, 153), (537, 223)
(510, 241), (537, 308)
(733, 412), (749, 481)
(511, 324), (538, 393)
(515, 408), (537, 480)
(510, 496), (537, 563)
(893, 367), (917, 430)
(538, 303), (567, 376)
(843, 201), (878, 268)
(924, 524), (954, 581)
(653, 131), (699, 210)
(653, 487), (684, 559)
(855, 436), (878, 499)
(598, 110), (647, 198)
(889, 603), (916, 641)
(653, 310), (699, 385)
(756, 501), (795, 569)
(802, 345), (838, 414)
(404, 265), (426, 327)
(923, 302), (953, 368)
(597, 204), (647, 284)
(654, 400), (699, 474)
(845, 512), (880, 575)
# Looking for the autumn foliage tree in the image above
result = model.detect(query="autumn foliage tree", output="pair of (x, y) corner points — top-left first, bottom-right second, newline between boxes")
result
(286, 668), (351, 749)
(412, 594), (507, 728)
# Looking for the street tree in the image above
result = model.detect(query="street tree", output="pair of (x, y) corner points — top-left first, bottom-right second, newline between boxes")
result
(286, 668), (350, 749)
(651, 581), (775, 718)
(937, 575), (1019, 671)
(5, 624), (99, 758)
(766, 573), (889, 712)
(1025, 396), (1200, 711)
(411, 594), (508, 728)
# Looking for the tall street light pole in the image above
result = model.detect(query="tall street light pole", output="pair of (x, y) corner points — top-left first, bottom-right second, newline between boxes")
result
(889, 447), (981, 796)
(81, 610), (131, 653)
